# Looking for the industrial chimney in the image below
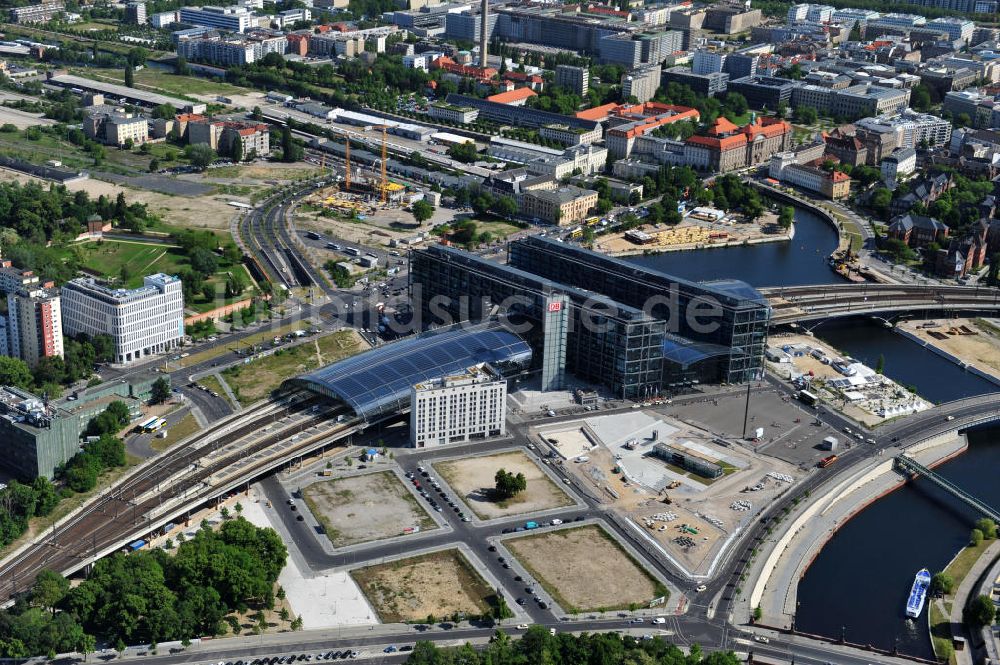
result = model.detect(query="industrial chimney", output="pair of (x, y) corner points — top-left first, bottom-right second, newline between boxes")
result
(480, 0), (488, 69)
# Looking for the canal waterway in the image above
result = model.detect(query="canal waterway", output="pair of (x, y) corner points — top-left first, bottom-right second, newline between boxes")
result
(796, 425), (1000, 659)
(626, 207), (841, 287)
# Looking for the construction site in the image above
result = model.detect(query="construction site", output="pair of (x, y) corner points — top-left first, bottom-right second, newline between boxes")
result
(529, 409), (802, 577)
(308, 129), (408, 216)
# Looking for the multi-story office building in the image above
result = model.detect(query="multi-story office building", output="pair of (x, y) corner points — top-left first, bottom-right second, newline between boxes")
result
(520, 186), (599, 225)
(943, 90), (996, 128)
(703, 3), (762, 34)
(836, 85), (910, 118)
(126, 1), (147, 24)
(428, 101), (479, 124)
(9, 1), (64, 24)
(832, 8), (880, 25)
(926, 18), (975, 43)
(723, 52), (758, 80)
(726, 76), (798, 111)
(0, 260), (39, 295)
(538, 122), (602, 146)
(791, 84), (833, 114)
(621, 65), (661, 104)
(6, 287), (63, 368)
(445, 93), (600, 131)
(881, 147), (917, 190)
(769, 143), (851, 199)
(555, 65), (589, 96)
(444, 10), (497, 44)
(854, 109), (952, 149)
(494, 4), (634, 54)
(150, 10), (178, 27)
(599, 30), (682, 68)
(787, 4), (834, 23)
(508, 236), (770, 385)
(410, 363), (506, 447)
(178, 5), (255, 33)
(409, 244), (665, 398)
(867, 13), (926, 31)
(61, 274), (184, 365)
(661, 67), (729, 96)
(692, 50), (726, 75)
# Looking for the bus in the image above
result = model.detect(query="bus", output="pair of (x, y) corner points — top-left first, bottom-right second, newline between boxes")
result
(797, 390), (818, 407)
(569, 226), (583, 239)
(344, 247), (360, 256)
(818, 454), (838, 468)
(139, 417), (166, 433)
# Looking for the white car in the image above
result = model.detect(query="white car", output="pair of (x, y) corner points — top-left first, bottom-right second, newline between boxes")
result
(696, 584), (707, 592)
(752, 635), (770, 644)
(516, 624), (529, 630)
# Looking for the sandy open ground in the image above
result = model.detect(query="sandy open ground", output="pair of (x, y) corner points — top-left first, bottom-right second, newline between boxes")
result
(435, 450), (573, 520)
(351, 549), (495, 623)
(898, 318), (1000, 380)
(0, 169), (239, 231)
(505, 525), (662, 613)
(241, 493), (378, 628)
(303, 471), (436, 547)
(0, 106), (55, 129)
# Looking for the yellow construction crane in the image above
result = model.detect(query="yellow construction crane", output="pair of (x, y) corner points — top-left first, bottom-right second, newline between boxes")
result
(345, 137), (351, 192)
(381, 125), (388, 205)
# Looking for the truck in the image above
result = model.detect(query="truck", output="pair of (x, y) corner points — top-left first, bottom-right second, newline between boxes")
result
(128, 539), (146, 552)
(818, 454), (838, 468)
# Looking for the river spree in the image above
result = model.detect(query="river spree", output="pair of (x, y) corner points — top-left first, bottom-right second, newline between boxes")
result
(796, 426), (1000, 658)
(624, 202), (998, 657)
(627, 207), (841, 287)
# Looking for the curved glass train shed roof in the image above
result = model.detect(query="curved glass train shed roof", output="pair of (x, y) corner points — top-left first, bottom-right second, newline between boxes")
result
(290, 323), (532, 422)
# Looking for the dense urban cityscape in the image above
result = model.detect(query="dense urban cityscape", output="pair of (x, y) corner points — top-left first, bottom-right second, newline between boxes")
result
(0, 0), (998, 662)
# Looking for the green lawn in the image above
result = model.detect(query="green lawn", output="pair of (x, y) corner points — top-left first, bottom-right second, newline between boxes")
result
(77, 241), (185, 286)
(223, 330), (361, 405)
(73, 240), (258, 312)
(75, 68), (251, 101)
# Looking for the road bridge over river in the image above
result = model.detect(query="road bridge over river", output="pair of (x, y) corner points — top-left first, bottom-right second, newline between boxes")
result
(761, 283), (1000, 325)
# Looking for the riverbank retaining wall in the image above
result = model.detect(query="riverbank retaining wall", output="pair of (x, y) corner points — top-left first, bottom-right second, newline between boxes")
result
(893, 327), (1000, 389)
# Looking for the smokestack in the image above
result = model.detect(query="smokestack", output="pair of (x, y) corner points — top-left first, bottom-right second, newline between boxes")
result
(480, 0), (488, 69)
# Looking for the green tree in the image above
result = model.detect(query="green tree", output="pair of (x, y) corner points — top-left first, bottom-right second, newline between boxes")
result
(149, 158), (160, 173)
(971, 528), (984, 546)
(447, 142), (479, 164)
(930, 571), (955, 595)
(124, 66), (134, 88)
(185, 144), (216, 171)
(875, 354), (885, 375)
(281, 126), (302, 163)
(150, 377), (170, 405)
(975, 518), (997, 539)
(964, 594), (996, 627)
(795, 105), (818, 125)
(0, 356), (33, 389)
(30, 570), (71, 613)
(411, 199), (434, 224)
(911, 84), (933, 112)
(988, 254), (1000, 286)
(493, 469), (527, 500)
(230, 137), (244, 163)
(777, 206), (794, 230)
(848, 21), (862, 41)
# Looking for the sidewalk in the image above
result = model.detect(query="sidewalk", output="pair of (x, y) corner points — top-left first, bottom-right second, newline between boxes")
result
(948, 540), (1000, 665)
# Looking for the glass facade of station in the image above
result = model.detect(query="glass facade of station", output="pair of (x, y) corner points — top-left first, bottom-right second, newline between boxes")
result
(508, 237), (771, 384)
(409, 245), (665, 399)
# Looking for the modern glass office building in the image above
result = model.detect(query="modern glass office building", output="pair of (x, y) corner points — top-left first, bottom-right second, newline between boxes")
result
(507, 236), (771, 384)
(409, 244), (665, 399)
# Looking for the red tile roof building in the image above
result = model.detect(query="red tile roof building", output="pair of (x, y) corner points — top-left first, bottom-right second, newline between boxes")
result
(486, 87), (538, 105)
(682, 115), (792, 172)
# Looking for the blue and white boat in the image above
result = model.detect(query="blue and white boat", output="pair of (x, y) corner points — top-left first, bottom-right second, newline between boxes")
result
(905, 569), (931, 618)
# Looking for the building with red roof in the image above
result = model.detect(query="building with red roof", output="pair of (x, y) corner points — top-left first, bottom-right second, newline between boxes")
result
(605, 103), (701, 157)
(486, 87), (538, 105)
(432, 56), (497, 83)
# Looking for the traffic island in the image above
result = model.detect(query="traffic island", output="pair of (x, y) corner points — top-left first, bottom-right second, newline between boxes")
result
(302, 470), (438, 547)
(504, 524), (668, 614)
(351, 548), (504, 624)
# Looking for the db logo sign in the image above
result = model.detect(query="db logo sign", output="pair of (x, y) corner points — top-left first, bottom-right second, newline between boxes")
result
(548, 302), (562, 312)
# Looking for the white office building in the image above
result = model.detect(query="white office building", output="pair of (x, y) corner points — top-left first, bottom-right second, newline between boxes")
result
(787, 4), (834, 23)
(832, 8), (880, 25)
(61, 273), (184, 365)
(410, 364), (507, 447)
(881, 147), (917, 190)
(178, 6), (255, 33)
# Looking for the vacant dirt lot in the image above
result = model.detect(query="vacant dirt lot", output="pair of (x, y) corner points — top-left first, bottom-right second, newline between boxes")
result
(435, 450), (573, 520)
(303, 471), (436, 547)
(0, 169), (238, 231)
(505, 525), (662, 613)
(351, 549), (495, 623)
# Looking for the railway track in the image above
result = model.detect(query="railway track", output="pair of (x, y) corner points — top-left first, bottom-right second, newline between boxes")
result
(0, 392), (350, 601)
